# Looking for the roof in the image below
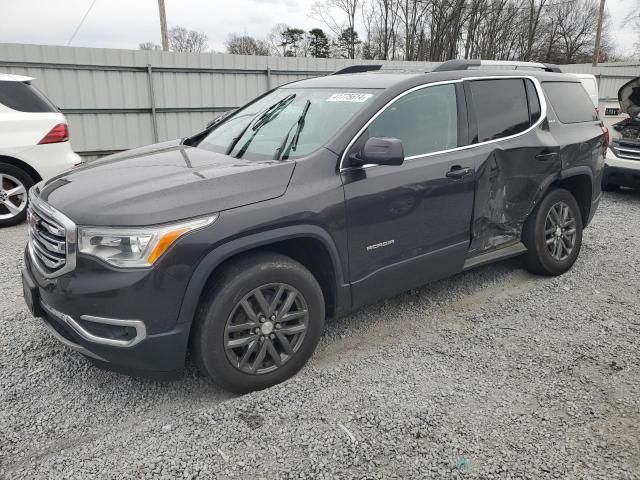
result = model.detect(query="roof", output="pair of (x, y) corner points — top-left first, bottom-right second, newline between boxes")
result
(284, 69), (579, 90)
(282, 73), (423, 89)
(0, 73), (34, 82)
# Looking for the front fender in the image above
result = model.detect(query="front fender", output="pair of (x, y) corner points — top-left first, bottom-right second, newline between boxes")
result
(176, 224), (349, 328)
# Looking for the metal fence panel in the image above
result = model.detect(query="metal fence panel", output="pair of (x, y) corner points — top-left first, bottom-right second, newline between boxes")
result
(0, 43), (638, 158)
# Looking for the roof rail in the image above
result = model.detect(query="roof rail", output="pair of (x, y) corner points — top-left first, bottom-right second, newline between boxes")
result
(333, 64), (383, 75)
(432, 59), (562, 73)
(432, 59), (480, 72)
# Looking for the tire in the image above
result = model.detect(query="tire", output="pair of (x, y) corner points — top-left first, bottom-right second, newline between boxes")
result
(192, 251), (325, 393)
(0, 162), (34, 227)
(522, 188), (583, 276)
(602, 183), (620, 192)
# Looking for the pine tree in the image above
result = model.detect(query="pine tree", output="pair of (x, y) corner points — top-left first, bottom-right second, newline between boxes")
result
(308, 28), (330, 58)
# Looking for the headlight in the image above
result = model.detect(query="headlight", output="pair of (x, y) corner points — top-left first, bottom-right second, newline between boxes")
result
(78, 215), (217, 268)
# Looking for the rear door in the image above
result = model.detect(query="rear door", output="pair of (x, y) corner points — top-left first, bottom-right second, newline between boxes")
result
(464, 77), (562, 254)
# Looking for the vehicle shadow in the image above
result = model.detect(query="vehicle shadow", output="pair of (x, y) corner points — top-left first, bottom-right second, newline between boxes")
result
(604, 187), (640, 200)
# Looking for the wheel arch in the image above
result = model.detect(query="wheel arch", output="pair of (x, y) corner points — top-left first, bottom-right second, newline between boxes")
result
(0, 154), (43, 183)
(177, 225), (349, 335)
(533, 168), (593, 227)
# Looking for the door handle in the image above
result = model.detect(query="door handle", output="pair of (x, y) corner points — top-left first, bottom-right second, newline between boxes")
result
(535, 151), (559, 161)
(446, 166), (473, 179)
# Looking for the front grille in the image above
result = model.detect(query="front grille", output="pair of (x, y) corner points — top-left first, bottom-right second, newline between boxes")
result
(27, 190), (76, 278)
(611, 142), (640, 161)
(28, 207), (66, 272)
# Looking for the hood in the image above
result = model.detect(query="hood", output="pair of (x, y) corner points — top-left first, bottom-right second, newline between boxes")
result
(38, 142), (296, 226)
(619, 77), (640, 120)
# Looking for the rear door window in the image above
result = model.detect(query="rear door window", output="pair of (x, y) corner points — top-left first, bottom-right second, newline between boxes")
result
(468, 79), (530, 142)
(541, 82), (598, 123)
(0, 81), (58, 113)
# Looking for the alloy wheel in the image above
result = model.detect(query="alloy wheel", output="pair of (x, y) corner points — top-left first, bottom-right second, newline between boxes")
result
(544, 201), (577, 261)
(224, 283), (309, 375)
(0, 174), (28, 221)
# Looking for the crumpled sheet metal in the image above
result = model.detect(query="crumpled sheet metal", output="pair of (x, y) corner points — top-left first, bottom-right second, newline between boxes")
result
(469, 146), (557, 254)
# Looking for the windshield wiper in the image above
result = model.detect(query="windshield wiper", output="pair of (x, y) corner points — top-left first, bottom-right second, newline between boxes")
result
(274, 99), (312, 160)
(226, 94), (296, 157)
(182, 109), (239, 147)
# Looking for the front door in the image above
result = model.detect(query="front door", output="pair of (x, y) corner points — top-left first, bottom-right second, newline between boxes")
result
(340, 82), (476, 308)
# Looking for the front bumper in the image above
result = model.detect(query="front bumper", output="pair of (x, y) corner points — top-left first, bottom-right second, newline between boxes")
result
(23, 248), (193, 378)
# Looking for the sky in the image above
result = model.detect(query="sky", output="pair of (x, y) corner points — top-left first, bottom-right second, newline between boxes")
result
(0, 0), (637, 57)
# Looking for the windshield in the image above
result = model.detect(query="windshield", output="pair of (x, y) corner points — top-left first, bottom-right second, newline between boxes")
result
(198, 88), (379, 160)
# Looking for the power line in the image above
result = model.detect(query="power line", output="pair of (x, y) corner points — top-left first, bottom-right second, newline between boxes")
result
(67, 0), (99, 46)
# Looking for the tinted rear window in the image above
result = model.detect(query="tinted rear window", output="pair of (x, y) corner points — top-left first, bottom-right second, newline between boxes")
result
(469, 79), (530, 142)
(0, 81), (58, 113)
(542, 82), (598, 123)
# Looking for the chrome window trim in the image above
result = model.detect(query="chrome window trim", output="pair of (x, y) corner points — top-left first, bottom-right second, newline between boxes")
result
(28, 189), (77, 279)
(41, 301), (147, 348)
(339, 75), (548, 172)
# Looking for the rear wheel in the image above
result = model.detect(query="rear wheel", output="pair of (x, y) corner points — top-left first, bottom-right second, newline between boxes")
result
(523, 188), (583, 276)
(602, 183), (620, 192)
(192, 251), (325, 393)
(0, 163), (33, 227)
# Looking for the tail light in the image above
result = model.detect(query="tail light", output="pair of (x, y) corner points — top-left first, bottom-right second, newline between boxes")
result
(38, 123), (69, 144)
(602, 125), (610, 147)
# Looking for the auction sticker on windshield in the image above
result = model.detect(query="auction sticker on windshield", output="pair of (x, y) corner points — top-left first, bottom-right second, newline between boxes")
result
(327, 93), (373, 103)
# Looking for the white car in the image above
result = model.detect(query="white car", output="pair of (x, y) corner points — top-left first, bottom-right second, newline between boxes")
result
(603, 76), (640, 191)
(0, 73), (81, 226)
(571, 73), (599, 109)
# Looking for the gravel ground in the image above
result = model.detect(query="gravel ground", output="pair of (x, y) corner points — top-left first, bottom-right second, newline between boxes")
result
(1, 190), (639, 480)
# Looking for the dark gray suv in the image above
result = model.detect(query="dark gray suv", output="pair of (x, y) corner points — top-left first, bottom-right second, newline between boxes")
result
(22, 61), (606, 392)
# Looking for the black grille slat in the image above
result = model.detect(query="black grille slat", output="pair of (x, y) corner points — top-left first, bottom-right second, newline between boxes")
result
(32, 229), (65, 254)
(31, 240), (65, 269)
(31, 236), (65, 261)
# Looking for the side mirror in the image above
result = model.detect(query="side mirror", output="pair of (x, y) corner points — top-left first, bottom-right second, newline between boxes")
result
(350, 137), (404, 167)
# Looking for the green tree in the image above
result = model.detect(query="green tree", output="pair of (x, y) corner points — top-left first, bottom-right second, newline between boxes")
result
(308, 28), (331, 58)
(280, 27), (306, 56)
(335, 27), (361, 59)
(225, 34), (271, 56)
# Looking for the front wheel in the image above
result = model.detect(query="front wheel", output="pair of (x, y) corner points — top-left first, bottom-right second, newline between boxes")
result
(192, 251), (325, 393)
(522, 188), (583, 276)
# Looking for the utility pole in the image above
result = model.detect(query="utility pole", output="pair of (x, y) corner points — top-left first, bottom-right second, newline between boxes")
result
(592, 0), (606, 66)
(158, 0), (169, 52)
